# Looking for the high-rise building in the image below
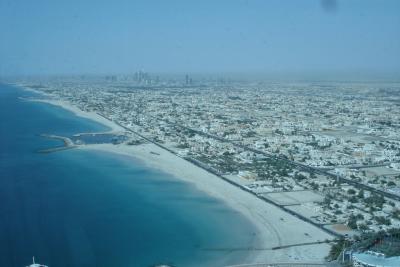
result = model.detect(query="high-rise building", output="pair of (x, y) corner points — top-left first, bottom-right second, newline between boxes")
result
(185, 74), (189, 85)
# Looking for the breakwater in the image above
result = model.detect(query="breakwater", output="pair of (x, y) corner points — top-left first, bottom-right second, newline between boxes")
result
(38, 134), (76, 153)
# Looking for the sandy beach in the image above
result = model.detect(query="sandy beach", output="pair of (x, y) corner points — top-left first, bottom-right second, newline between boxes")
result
(82, 143), (332, 264)
(35, 99), (124, 133)
(23, 85), (333, 264)
(19, 86), (124, 133)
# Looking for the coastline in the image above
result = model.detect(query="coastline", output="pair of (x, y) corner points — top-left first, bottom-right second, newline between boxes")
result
(83, 143), (332, 264)
(21, 85), (333, 264)
(21, 89), (124, 133)
(34, 99), (124, 133)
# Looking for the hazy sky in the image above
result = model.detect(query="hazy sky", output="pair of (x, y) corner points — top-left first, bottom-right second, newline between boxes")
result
(0, 0), (399, 76)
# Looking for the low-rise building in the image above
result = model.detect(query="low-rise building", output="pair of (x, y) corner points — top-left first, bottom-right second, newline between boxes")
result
(352, 252), (400, 267)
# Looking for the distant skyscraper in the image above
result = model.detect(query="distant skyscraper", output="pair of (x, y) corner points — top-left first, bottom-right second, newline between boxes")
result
(185, 74), (189, 85)
(133, 70), (152, 84)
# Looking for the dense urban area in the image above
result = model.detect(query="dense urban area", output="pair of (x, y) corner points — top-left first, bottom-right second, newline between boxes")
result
(18, 73), (400, 266)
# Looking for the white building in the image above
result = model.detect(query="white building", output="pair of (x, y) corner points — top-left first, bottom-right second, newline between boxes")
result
(352, 252), (400, 267)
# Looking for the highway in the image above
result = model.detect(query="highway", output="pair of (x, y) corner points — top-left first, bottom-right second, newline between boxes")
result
(100, 114), (341, 238)
(163, 119), (400, 202)
(98, 112), (398, 238)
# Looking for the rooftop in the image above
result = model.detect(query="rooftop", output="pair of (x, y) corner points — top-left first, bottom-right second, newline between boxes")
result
(352, 252), (400, 267)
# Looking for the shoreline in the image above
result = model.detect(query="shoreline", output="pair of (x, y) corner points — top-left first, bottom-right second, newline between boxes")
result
(83, 143), (333, 264)
(33, 98), (125, 133)
(19, 85), (124, 133)
(20, 85), (333, 264)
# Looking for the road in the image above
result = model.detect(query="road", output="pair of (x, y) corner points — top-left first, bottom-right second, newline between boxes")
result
(162, 119), (400, 201)
(99, 113), (341, 238)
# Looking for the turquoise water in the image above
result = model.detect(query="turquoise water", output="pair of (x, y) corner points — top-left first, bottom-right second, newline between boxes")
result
(0, 84), (258, 267)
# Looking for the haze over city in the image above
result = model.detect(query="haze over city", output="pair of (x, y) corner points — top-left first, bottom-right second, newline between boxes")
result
(1, 1), (400, 267)
(0, 0), (399, 79)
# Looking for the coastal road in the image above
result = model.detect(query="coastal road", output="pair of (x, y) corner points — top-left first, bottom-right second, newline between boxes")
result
(159, 118), (400, 202)
(99, 114), (341, 238)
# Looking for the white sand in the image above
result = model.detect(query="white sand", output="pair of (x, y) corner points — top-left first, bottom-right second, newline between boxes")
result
(19, 85), (124, 133)
(83, 143), (333, 264)
(34, 99), (124, 133)
(22, 85), (333, 264)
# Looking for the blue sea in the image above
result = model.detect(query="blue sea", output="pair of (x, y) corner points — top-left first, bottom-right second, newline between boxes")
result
(0, 84), (258, 267)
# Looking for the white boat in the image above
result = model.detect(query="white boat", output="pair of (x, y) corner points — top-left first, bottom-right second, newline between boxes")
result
(26, 257), (48, 267)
